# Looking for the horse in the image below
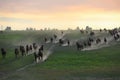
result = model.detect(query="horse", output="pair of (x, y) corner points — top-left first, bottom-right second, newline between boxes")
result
(34, 47), (44, 62)
(20, 46), (25, 56)
(1, 48), (6, 59)
(59, 39), (64, 46)
(87, 41), (91, 46)
(33, 43), (37, 50)
(96, 38), (101, 44)
(104, 37), (107, 43)
(100, 29), (102, 32)
(76, 42), (84, 50)
(38, 48), (43, 60)
(67, 40), (70, 46)
(114, 34), (120, 40)
(15, 48), (19, 58)
(30, 45), (33, 51)
(50, 37), (53, 43)
(88, 37), (94, 42)
(26, 45), (30, 54)
(39, 45), (44, 51)
(54, 34), (57, 39)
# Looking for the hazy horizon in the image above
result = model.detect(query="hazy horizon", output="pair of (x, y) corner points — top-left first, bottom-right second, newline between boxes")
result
(0, 0), (120, 30)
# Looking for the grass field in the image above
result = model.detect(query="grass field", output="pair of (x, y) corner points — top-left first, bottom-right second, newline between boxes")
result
(0, 30), (120, 80)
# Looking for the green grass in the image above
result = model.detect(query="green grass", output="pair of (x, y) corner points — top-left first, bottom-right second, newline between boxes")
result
(0, 30), (120, 80)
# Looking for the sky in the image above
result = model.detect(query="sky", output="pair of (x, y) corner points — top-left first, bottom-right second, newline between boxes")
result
(0, 0), (120, 30)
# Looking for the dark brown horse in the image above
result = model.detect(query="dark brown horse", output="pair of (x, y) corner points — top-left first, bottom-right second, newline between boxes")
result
(76, 42), (84, 50)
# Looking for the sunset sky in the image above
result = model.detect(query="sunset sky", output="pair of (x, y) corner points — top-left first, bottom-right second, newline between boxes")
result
(0, 0), (120, 30)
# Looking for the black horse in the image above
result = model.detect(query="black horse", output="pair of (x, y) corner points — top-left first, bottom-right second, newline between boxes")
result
(87, 41), (91, 46)
(1, 48), (6, 59)
(34, 48), (44, 62)
(114, 34), (120, 40)
(38, 48), (43, 60)
(30, 45), (33, 51)
(67, 40), (70, 46)
(39, 45), (44, 51)
(20, 46), (25, 56)
(33, 43), (37, 50)
(88, 37), (94, 42)
(54, 34), (57, 39)
(50, 37), (53, 43)
(96, 38), (101, 44)
(104, 37), (107, 43)
(15, 48), (19, 58)
(26, 45), (30, 54)
(59, 39), (64, 46)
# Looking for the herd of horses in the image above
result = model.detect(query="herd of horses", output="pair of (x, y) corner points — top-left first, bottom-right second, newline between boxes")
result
(76, 28), (120, 50)
(0, 28), (120, 62)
